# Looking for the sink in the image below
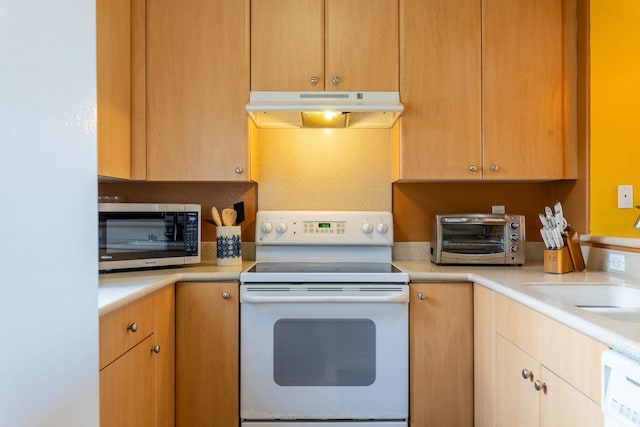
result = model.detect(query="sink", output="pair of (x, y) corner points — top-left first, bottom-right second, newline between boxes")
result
(524, 283), (640, 323)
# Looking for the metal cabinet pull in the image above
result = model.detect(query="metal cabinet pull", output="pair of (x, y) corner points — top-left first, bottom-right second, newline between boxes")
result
(151, 345), (161, 354)
(490, 164), (499, 172)
(417, 292), (425, 300)
(222, 291), (230, 300)
(534, 380), (547, 393)
(331, 75), (341, 85)
(234, 167), (244, 174)
(127, 322), (138, 333)
(469, 165), (478, 172)
(310, 76), (319, 84)
(521, 369), (534, 380)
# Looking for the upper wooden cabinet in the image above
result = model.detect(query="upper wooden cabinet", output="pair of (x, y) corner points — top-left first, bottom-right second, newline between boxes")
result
(97, 0), (146, 180)
(251, 0), (399, 91)
(146, 0), (250, 181)
(397, 0), (481, 180)
(397, 0), (577, 181)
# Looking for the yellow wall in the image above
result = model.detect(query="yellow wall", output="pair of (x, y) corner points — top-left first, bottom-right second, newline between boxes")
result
(590, 0), (640, 236)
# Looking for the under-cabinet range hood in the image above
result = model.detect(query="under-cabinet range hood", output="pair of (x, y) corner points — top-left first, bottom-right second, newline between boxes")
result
(246, 91), (404, 129)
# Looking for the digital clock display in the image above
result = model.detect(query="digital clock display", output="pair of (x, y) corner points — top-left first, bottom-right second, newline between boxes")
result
(318, 222), (331, 228)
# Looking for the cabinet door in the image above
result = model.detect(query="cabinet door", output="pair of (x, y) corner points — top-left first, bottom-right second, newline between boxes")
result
(153, 286), (175, 427)
(97, 0), (132, 179)
(483, 0), (566, 180)
(147, 0), (250, 181)
(251, 0), (324, 91)
(176, 282), (239, 427)
(474, 284), (496, 427)
(409, 283), (473, 426)
(97, 0), (145, 180)
(100, 335), (155, 427)
(398, 0), (481, 180)
(326, 0), (399, 91)
(540, 366), (603, 427)
(496, 335), (539, 427)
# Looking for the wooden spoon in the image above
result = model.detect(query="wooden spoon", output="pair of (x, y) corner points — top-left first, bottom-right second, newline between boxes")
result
(211, 207), (222, 226)
(222, 208), (237, 226)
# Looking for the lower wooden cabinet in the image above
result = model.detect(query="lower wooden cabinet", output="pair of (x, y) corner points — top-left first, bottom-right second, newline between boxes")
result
(409, 283), (474, 426)
(99, 285), (175, 427)
(175, 282), (239, 427)
(100, 335), (156, 426)
(475, 284), (607, 427)
(496, 334), (603, 427)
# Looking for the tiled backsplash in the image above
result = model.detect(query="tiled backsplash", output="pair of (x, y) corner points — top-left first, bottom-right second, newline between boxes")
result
(392, 242), (546, 263)
(203, 237), (640, 280)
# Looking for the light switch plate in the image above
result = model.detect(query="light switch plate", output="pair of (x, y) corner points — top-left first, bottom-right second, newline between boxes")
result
(618, 185), (633, 208)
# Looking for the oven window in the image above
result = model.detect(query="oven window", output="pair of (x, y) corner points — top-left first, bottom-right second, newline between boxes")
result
(273, 319), (376, 387)
(442, 223), (505, 254)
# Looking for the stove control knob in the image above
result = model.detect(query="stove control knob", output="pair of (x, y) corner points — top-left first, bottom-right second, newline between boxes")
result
(362, 222), (374, 234)
(276, 222), (288, 234)
(376, 222), (389, 234)
(261, 222), (273, 234)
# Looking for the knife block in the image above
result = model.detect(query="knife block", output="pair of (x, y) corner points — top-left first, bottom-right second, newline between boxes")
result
(544, 247), (573, 274)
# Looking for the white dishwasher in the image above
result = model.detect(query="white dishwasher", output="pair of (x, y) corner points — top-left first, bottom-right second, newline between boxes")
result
(602, 350), (640, 426)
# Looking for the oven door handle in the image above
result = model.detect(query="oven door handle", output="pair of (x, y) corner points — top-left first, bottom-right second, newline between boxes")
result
(241, 293), (409, 303)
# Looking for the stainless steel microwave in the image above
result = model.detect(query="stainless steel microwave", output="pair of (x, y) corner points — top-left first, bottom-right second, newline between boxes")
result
(431, 213), (525, 265)
(99, 203), (201, 271)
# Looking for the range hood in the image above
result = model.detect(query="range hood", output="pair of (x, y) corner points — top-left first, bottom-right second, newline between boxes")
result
(246, 91), (404, 129)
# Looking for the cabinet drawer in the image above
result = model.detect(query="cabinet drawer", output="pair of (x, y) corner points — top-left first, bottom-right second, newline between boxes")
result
(496, 294), (608, 403)
(100, 293), (157, 369)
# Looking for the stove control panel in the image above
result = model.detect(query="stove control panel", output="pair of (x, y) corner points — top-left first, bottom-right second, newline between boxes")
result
(256, 211), (394, 245)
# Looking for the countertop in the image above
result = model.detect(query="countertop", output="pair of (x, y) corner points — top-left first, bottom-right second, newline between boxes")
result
(98, 261), (251, 315)
(99, 260), (640, 361)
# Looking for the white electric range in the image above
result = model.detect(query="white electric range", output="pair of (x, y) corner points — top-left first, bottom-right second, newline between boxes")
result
(240, 211), (409, 427)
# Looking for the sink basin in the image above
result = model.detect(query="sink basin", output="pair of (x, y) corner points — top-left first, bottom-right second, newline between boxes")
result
(524, 283), (640, 323)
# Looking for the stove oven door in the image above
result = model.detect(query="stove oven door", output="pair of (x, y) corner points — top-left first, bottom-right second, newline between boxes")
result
(240, 285), (408, 422)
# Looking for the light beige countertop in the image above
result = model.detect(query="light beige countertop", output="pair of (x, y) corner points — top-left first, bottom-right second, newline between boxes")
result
(394, 260), (640, 361)
(98, 261), (251, 315)
(99, 259), (640, 360)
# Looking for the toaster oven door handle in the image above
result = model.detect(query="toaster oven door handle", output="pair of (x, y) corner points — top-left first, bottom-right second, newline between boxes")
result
(441, 217), (506, 224)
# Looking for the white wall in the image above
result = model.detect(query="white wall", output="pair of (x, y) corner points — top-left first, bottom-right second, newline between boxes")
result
(0, 1), (99, 426)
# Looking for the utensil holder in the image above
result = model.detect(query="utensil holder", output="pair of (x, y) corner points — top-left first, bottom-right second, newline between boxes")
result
(216, 226), (242, 266)
(544, 247), (573, 274)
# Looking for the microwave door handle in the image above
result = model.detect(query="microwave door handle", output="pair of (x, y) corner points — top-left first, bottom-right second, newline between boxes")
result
(241, 294), (409, 304)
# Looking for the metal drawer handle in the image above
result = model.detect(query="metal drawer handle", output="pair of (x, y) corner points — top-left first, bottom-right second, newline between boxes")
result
(151, 345), (161, 354)
(222, 291), (230, 300)
(521, 369), (533, 380)
(534, 380), (547, 393)
(127, 322), (138, 333)
(417, 292), (425, 300)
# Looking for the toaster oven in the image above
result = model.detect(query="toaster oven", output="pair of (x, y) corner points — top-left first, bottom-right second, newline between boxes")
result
(431, 213), (525, 265)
